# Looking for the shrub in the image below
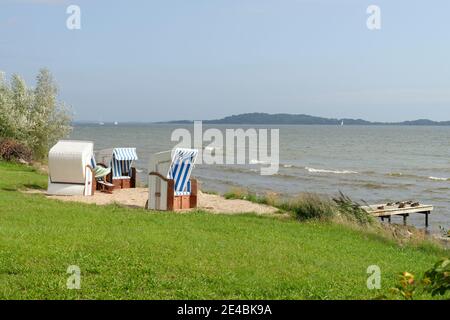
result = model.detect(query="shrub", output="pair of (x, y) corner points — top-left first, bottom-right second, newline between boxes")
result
(423, 258), (450, 297)
(223, 188), (376, 225)
(0, 69), (72, 161)
(333, 191), (373, 225)
(0, 138), (32, 162)
(390, 258), (450, 299)
(279, 193), (336, 221)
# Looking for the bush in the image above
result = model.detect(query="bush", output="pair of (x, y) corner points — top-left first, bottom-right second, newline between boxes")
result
(0, 69), (72, 161)
(279, 193), (336, 221)
(423, 258), (450, 297)
(0, 138), (32, 162)
(223, 188), (375, 225)
(390, 258), (450, 299)
(333, 191), (373, 225)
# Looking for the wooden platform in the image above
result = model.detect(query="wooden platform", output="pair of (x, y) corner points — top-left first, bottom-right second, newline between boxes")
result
(361, 204), (433, 227)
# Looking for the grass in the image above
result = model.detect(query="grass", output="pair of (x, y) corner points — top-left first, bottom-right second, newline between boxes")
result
(224, 188), (370, 223)
(0, 161), (448, 300)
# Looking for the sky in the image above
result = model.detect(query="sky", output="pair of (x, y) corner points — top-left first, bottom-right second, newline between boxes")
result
(0, 0), (449, 122)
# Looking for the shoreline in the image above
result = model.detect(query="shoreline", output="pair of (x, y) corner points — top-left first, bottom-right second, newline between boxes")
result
(30, 162), (449, 243)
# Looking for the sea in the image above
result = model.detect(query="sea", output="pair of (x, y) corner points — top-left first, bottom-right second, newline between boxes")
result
(71, 124), (450, 232)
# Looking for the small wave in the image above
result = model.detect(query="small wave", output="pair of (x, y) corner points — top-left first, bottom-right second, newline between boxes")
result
(386, 172), (450, 182)
(305, 167), (358, 174)
(250, 159), (271, 165)
(429, 176), (450, 181)
(360, 183), (391, 190)
(279, 163), (304, 169)
(203, 147), (223, 156)
(386, 172), (423, 179)
(388, 172), (404, 177)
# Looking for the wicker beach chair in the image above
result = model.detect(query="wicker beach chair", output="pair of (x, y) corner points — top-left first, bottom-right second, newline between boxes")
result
(147, 148), (198, 211)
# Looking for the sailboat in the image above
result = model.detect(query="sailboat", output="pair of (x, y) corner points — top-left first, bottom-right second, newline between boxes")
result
(340, 120), (344, 126)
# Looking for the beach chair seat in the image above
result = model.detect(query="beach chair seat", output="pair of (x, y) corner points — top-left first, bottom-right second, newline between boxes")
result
(97, 180), (114, 194)
(147, 148), (198, 211)
(88, 157), (115, 193)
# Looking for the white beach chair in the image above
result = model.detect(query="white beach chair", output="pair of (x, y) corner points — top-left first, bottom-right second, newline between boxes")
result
(147, 148), (198, 211)
(47, 140), (96, 196)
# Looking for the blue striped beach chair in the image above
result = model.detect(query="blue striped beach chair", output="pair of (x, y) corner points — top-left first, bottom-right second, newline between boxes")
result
(110, 148), (138, 189)
(147, 148), (199, 211)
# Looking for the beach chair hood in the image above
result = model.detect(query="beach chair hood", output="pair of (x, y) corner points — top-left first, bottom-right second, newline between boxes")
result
(147, 148), (199, 210)
(47, 140), (95, 196)
(168, 148), (198, 195)
(113, 148), (138, 161)
(111, 148), (138, 178)
(96, 147), (138, 179)
(48, 140), (94, 184)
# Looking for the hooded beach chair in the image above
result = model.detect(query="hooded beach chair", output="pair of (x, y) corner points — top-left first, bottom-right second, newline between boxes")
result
(147, 148), (198, 211)
(47, 140), (96, 196)
(96, 147), (138, 189)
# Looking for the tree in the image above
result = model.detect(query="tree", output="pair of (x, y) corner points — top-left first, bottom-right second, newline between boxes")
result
(0, 69), (72, 161)
(10, 74), (32, 141)
(29, 68), (72, 159)
(0, 72), (16, 139)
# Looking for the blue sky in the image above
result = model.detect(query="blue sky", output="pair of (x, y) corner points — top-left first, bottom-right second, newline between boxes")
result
(1, 0), (449, 122)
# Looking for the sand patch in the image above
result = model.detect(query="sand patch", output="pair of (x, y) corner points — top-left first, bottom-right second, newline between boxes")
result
(27, 188), (279, 215)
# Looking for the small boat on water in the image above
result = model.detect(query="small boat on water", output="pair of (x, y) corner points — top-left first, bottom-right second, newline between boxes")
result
(340, 120), (344, 126)
(114, 121), (119, 126)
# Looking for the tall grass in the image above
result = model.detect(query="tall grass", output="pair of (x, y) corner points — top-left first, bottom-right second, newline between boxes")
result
(332, 191), (374, 225)
(224, 188), (373, 224)
(278, 193), (336, 221)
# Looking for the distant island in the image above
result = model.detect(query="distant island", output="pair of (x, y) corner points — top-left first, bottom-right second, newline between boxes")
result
(165, 113), (450, 126)
(74, 113), (450, 126)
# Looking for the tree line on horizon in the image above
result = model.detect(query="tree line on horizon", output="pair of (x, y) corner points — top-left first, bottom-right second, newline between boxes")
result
(164, 113), (450, 126)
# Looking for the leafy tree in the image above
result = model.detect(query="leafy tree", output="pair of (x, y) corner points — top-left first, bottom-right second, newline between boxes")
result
(0, 69), (72, 160)
(10, 74), (32, 141)
(0, 72), (15, 138)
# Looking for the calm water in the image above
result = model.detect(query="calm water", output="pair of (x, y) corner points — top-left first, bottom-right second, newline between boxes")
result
(71, 124), (450, 231)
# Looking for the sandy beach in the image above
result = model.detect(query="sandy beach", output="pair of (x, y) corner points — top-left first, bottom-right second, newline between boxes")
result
(40, 188), (279, 215)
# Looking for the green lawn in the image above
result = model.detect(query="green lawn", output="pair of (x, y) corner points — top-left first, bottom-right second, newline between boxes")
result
(0, 161), (447, 299)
